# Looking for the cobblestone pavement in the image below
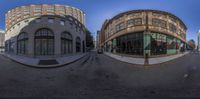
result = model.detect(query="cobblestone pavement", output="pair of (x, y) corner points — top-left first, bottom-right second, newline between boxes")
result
(0, 51), (200, 99)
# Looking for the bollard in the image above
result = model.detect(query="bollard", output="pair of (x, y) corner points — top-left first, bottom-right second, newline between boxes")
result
(144, 53), (149, 65)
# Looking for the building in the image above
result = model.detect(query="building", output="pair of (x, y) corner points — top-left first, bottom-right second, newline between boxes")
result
(187, 39), (195, 50)
(198, 30), (200, 51)
(5, 4), (86, 58)
(96, 30), (100, 49)
(100, 10), (187, 57)
(0, 30), (5, 52)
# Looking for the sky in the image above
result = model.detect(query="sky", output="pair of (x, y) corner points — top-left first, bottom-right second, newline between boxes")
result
(0, 0), (199, 43)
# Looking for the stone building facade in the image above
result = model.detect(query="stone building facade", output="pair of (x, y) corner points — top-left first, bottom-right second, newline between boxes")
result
(100, 10), (187, 57)
(0, 30), (5, 52)
(5, 4), (86, 58)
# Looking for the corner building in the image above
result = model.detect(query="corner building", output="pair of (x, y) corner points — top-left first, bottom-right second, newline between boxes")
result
(5, 4), (86, 58)
(100, 10), (187, 57)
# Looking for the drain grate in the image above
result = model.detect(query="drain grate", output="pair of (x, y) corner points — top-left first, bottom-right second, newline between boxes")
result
(38, 59), (58, 65)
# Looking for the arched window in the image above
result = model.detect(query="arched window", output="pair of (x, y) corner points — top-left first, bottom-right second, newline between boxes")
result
(76, 37), (81, 52)
(17, 32), (28, 55)
(34, 28), (54, 56)
(61, 32), (73, 54)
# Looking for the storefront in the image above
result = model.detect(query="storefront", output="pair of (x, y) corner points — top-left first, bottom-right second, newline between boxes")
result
(105, 32), (185, 57)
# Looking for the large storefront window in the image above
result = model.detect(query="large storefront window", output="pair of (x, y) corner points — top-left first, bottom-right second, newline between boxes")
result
(76, 37), (81, 52)
(5, 41), (9, 52)
(150, 33), (167, 55)
(35, 28), (54, 56)
(8, 40), (15, 53)
(116, 33), (143, 55)
(17, 32), (28, 55)
(167, 36), (177, 55)
(61, 32), (73, 54)
(109, 32), (184, 57)
(150, 32), (179, 55)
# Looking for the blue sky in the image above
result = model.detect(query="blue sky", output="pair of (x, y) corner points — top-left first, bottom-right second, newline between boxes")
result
(0, 0), (199, 43)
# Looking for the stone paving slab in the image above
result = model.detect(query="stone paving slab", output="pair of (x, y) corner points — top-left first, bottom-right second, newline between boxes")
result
(1, 53), (87, 68)
(105, 52), (189, 65)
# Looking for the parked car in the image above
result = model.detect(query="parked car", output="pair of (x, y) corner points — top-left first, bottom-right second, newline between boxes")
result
(97, 49), (103, 54)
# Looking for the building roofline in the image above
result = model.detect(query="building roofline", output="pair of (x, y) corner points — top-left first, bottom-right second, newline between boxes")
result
(104, 9), (187, 30)
(5, 4), (85, 15)
(5, 15), (86, 33)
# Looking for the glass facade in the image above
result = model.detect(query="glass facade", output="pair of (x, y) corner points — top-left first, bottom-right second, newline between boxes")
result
(34, 28), (54, 56)
(17, 32), (28, 55)
(106, 32), (185, 57)
(116, 32), (144, 55)
(150, 33), (167, 55)
(61, 32), (73, 54)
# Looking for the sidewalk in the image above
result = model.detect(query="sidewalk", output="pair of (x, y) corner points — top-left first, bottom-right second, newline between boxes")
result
(105, 52), (189, 65)
(2, 53), (87, 68)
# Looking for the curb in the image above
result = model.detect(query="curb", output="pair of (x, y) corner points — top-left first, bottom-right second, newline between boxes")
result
(104, 52), (189, 66)
(1, 53), (88, 68)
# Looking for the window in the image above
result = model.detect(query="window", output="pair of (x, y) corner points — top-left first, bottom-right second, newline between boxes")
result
(127, 12), (141, 18)
(17, 32), (28, 55)
(116, 24), (120, 32)
(115, 17), (123, 23)
(61, 32), (73, 54)
(116, 33), (143, 55)
(35, 28), (54, 56)
(69, 17), (73, 21)
(59, 7), (65, 14)
(60, 20), (65, 25)
(35, 18), (41, 23)
(119, 22), (125, 30)
(75, 20), (78, 24)
(152, 18), (167, 28)
(150, 33), (167, 55)
(24, 14), (30, 18)
(24, 20), (29, 23)
(116, 22), (125, 32)
(169, 16), (176, 22)
(169, 23), (177, 33)
(34, 13), (41, 16)
(127, 18), (142, 27)
(153, 12), (166, 18)
(152, 12), (161, 17)
(23, 7), (30, 14)
(34, 7), (42, 13)
(76, 37), (81, 52)
(47, 6), (55, 12)
(48, 18), (54, 23)
(75, 26), (78, 32)
(134, 18), (142, 25)
(70, 22), (73, 28)
(167, 36), (176, 50)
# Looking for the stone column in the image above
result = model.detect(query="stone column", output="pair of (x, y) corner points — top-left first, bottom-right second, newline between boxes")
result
(143, 31), (151, 57)
(113, 39), (117, 53)
(54, 31), (61, 57)
(73, 36), (76, 54)
(28, 33), (34, 57)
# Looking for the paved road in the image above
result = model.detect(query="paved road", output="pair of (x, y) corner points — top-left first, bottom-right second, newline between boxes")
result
(0, 51), (200, 98)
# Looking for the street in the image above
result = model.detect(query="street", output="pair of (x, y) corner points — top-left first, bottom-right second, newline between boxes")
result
(0, 51), (200, 98)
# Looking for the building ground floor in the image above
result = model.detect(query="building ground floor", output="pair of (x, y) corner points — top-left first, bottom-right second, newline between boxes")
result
(5, 28), (86, 59)
(102, 32), (186, 58)
(0, 46), (4, 52)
